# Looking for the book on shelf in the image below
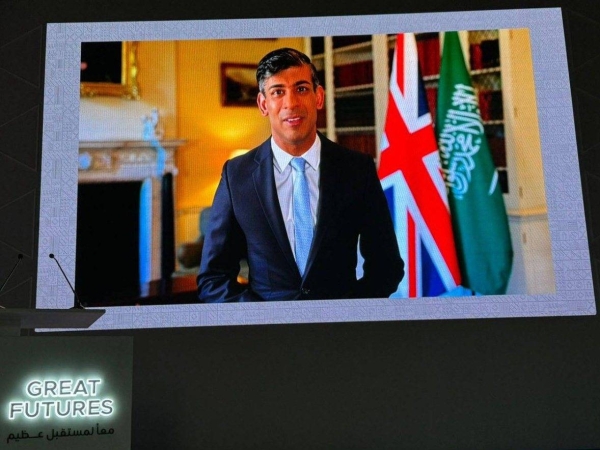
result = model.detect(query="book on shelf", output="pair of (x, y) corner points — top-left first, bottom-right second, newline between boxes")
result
(334, 60), (374, 87)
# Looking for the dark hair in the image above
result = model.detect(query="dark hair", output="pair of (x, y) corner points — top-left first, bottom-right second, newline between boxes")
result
(256, 48), (321, 94)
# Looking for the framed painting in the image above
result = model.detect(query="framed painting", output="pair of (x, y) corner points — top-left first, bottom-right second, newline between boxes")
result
(221, 63), (259, 106)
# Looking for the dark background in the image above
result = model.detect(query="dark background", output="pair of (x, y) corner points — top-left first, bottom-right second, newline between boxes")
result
(2, 0), (600, 448)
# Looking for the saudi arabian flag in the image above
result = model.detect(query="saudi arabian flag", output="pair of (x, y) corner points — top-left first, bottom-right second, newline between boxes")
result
(436, 31), (513, 295)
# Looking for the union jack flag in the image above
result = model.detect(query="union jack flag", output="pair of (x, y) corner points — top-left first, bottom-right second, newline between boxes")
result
(378, 33), (461, 298)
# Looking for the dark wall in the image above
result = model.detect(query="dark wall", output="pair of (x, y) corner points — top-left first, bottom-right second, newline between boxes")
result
(2, 0), (600, 448)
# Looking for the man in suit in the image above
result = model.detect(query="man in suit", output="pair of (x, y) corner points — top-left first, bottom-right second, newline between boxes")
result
(197, 48), (404, 302)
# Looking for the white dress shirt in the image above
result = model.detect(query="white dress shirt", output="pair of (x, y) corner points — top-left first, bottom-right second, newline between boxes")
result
(271, 136), (321, 259)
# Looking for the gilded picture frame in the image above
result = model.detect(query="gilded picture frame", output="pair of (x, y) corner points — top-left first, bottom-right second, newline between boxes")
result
(80, 41), (140, 99)
(221, 63), (259, 107)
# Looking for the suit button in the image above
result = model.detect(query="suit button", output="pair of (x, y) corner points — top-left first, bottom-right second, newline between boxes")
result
(301, 288), (310, 295)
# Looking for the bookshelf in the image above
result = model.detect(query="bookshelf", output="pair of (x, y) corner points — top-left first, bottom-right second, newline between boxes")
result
(308, 35), (389, 159)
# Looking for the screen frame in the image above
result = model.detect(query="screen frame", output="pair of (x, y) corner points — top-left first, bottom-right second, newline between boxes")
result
(37, 8), (595, 330)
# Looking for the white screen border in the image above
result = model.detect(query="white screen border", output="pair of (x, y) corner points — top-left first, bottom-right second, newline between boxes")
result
(37, 8), (596, 330)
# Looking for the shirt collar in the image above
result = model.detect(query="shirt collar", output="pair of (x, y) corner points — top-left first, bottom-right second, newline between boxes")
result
(271, 135), (321, 173)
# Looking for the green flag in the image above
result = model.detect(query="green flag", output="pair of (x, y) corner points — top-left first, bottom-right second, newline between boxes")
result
(436, 31), (513, 295)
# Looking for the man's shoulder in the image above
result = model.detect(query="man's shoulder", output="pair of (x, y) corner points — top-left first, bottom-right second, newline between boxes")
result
(225, 138), (270, 172)
(320, 133), (374, 168)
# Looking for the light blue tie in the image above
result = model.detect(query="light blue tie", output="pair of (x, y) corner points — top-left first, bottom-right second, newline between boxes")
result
(290, 157), (313, 276)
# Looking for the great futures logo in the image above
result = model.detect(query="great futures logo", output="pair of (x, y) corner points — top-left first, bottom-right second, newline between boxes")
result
(8, 378), (114, 420)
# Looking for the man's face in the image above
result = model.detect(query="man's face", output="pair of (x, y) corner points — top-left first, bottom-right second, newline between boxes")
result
(257, 64), (324, 156)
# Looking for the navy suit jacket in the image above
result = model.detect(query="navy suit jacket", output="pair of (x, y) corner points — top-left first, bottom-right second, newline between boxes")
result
(197, 134), (404, 302)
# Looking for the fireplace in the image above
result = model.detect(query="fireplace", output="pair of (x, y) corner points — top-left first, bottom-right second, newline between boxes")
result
(76, 139), (184, 306)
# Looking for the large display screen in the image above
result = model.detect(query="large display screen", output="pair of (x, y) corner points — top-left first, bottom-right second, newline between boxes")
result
(36, 8), (595, 330)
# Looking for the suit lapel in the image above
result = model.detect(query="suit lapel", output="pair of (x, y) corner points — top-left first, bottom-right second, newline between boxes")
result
(304, 137), (341, 277)
(252, 140), (299, 275)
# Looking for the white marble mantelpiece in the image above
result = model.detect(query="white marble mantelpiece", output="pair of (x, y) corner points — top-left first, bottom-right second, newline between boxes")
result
(78, 139), (186, 290)
(78, 139), (185, 183)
